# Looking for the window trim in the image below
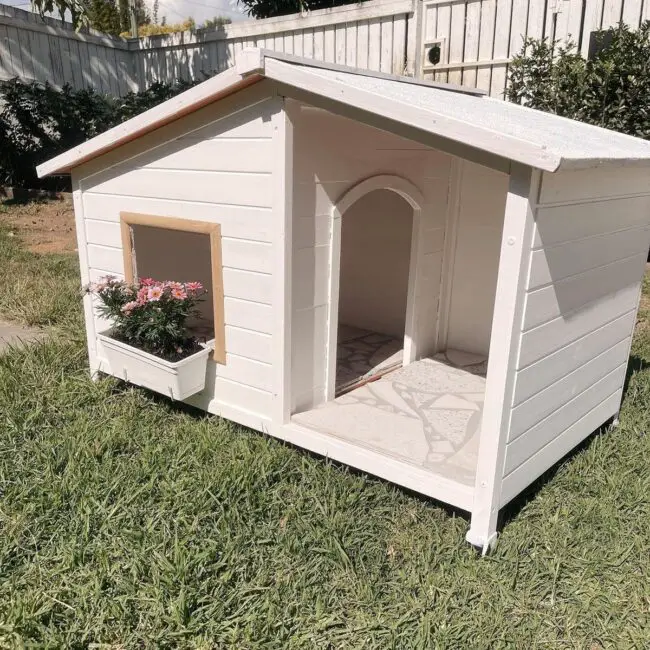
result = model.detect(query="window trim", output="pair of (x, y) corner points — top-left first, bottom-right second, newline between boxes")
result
(119, 211), (226, 364)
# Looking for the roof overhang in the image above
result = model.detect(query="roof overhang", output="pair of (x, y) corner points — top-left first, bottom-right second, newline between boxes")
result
(37, 48), (650, 178)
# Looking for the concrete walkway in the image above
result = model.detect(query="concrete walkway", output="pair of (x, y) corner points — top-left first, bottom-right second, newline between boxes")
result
(0, 321), (43, 353)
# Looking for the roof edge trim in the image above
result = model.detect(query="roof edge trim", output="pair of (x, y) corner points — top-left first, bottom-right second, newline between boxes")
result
(36, 67), (262, 178)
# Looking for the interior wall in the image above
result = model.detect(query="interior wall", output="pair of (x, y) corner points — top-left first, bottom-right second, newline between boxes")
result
(339, 189), (413, 338)
(445, 162), (508, 357)
(131, 225), (215, 328)
(289, 100), (453, 414)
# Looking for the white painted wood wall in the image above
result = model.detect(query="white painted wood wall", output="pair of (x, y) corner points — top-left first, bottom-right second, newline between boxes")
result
(72, 83), (280, 425)
(288, 101), (452, 413)
(499, 166), (650, 506)
(132, 0), (414, 87)
(2, 0), (650, 97)
(0, 0), (413, 95)
(419, 0), (650, 97)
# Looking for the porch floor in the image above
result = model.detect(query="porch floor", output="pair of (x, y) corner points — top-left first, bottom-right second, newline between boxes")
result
(336, 324), (403, 394)
(293, 350), (488, 487)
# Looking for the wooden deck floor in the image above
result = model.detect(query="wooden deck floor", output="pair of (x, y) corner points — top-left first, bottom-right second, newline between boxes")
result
(293, 351), (487, 487)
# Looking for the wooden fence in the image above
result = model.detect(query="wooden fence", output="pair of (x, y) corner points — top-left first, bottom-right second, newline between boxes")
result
(0, 4), (136, 95)
(419, 0), (650, 97)
(1, 0), (650, 98)
(131, 0), (415, 86)
(0, 0), (414, 95)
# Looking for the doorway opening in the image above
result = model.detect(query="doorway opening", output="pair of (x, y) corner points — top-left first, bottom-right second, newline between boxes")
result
(333, 188), (415, 395)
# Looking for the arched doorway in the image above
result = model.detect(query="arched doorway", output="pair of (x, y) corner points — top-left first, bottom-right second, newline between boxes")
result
(326, 176), (422, 399)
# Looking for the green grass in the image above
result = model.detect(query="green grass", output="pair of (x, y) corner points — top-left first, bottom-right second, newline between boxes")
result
(1, 218), (650, 647)
(0, 219), (80, 331)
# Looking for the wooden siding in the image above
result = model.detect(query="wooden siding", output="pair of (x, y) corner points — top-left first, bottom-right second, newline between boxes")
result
(420, 0), (650, 97)
(0, 4), (136, 94)
(0, 0), (412, 95)
(4, 0), (650, 97)
(77, 88), (279, 421)
(498, 169), (650, 507)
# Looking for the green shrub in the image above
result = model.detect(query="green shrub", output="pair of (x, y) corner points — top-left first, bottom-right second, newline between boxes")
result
(507, 22), (650, 140)
(0, 77), (201, 191)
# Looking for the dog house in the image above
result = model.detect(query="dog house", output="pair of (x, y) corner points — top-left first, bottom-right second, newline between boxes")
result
(38, 50), (650, 552)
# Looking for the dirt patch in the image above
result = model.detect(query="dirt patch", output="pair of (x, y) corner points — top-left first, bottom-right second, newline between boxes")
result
(0, 195), (76, 254)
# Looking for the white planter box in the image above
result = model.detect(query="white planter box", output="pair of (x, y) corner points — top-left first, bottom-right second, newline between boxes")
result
(97, 330), (212, 400)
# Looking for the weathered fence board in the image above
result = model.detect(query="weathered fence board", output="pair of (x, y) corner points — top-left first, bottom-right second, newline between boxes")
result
(0, 0), (649, 99)
(0, 4), (136, 94)
(419, 0), (650, 97)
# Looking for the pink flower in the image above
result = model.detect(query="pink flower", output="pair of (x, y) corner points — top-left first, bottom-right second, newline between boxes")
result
(185, 281), (203, 293)
(171, 287), (187, 300)
(121, 300), (139, 314)
(147, 286), (163, 302)
(165, 281), (183, 291)
(140, 277), (155, 287)
(136, 287), (149, 305)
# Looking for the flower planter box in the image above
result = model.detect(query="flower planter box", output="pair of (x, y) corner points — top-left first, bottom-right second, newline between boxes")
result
(98, 330), (212, 400)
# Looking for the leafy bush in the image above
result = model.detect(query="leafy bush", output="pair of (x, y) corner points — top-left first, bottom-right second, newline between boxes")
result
(121, 17), (195, 38)
(89, 276), (206, 360)
(238, 0), (367, 20)
(507, 22), (650, 139)
(0, 77), (201, 191)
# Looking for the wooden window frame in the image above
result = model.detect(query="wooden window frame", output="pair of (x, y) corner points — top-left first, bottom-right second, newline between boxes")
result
(120, 212), (226, 364)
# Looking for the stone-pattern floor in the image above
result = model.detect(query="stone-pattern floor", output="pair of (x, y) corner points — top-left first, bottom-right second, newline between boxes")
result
(336, 324), (403, 394)
(294, 350), (488, 486)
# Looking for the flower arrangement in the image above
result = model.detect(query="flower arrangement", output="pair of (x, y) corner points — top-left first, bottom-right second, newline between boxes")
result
(88, 276), (206, 361)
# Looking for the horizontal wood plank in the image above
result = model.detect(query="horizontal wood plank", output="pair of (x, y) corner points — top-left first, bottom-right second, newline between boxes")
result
(508, 339), (630, 442)
(87, 244), (123, 274)
(83, 168), (274, 209)
(522, 252), (646, 331)
(144, 138), (275, 173)
(224, 297), (273, 333)
(225, 325), (272, 364)
(539, 167), (650, 205)
(517, 283), (639, 370)
(82, 193), (273, 243)
(85, 219), (121, 245)
(505, 363), (625, 475)
(534, 195), (650, 248)
(212, 376), (273, 416)
(218, 353), (273, 391)
(221, 239), (273, 274)
(222, 268), (272, 303)
(528, 225), (650, 290)
(501, 391), (621, 507)
(513, 309), (636, 406)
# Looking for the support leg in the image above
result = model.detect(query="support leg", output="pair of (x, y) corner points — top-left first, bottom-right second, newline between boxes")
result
(466, 510), (499, 556)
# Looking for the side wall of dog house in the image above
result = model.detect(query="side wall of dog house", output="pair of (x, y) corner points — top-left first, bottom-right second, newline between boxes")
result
(499, 165), (650, 506)
(71, 81), (281, 428)
(288, 100), (454, 413)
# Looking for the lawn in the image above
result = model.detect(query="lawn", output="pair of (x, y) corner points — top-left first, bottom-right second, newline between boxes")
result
(1, 202), (649, 648)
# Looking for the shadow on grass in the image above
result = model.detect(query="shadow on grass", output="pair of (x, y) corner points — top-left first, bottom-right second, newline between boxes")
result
(106, 351), (650, 541)
(106, 375), (473, 524)
(623, 353), (648, 397)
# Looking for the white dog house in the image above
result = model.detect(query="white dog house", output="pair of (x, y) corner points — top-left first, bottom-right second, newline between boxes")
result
(38, 50), (650, 552)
